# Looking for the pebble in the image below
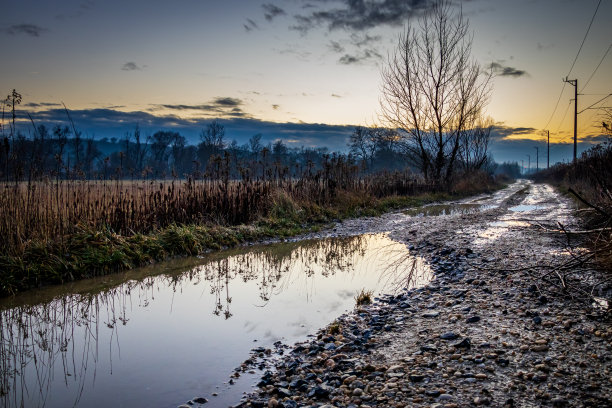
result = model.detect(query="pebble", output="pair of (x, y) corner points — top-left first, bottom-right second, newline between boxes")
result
(237, 186), (612, 408)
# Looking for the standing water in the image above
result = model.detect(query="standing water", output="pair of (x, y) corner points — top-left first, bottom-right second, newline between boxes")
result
(0, 234), (431, 408)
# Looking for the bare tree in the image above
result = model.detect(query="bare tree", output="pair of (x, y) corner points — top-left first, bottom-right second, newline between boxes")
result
(249, 133), (263, 157)
(348, 126), (376, 167)
(380, 0), (491, 186)
(198, 120), (226, 170)
(458, 116), (494, 172)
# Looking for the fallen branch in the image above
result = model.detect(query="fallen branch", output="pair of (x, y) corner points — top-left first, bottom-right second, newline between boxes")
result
(568, 187), (611, 218)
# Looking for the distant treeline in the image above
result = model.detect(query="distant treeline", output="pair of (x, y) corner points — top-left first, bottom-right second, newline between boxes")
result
(0, 119), (522, 183)
(0, 89), (524, 183)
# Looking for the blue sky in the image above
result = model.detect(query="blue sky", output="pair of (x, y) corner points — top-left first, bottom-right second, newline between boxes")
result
(1, 0), (611, 166)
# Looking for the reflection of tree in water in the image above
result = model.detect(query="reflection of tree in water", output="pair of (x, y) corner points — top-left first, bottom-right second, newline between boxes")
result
(0, 234), (424, 408)
(0, 279), (157, 408)
(193, 235), (368, 315)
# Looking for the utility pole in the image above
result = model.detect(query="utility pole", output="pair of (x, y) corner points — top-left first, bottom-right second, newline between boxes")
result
(527, 154), (531, 175)
(563, 77), (578, 163)
(534, 146), (539, 172)
(547, 130), (550, 169)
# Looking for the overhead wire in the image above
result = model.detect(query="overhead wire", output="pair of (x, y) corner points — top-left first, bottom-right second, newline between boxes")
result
(578, 93), (612, 114)
(543, 0), (603, 131)
(582, 42), (612, 91)
(543, 83), (567, 130)
(555, 100), (572, 133)
(567, 0), (603, 77)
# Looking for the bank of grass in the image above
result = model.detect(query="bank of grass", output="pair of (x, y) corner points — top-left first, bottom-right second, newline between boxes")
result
(0, 176), (503, 297)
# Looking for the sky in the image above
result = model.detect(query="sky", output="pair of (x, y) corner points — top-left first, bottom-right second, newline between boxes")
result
(1, 0), (611, 166)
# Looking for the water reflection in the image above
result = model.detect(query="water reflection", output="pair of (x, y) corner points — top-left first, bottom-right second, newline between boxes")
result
(404, 203), (494, 217)
(0, 234), (431, 408)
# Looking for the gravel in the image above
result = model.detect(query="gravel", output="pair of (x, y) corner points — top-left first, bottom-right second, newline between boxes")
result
(232, 181), (611, 408)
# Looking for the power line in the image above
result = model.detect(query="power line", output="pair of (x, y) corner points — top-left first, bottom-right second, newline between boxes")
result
(578, 93), (612, 114)
(582, 42), (612, 91)
(567, 0), (603, 77)
(543, 83), (567, 130)
(542, 0), (601, 133)
(555, 100), (572, 133)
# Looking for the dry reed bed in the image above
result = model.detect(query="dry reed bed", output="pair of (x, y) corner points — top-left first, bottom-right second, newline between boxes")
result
(0, 169), (445, 296)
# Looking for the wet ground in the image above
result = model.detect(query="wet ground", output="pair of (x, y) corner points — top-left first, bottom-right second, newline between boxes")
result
(2, 180), (610, 408)
(239, 180), (612, 407)
(0, 235), (431, 408)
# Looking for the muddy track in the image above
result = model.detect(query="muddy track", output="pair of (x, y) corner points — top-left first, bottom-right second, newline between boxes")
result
(238, 180), (611, 408)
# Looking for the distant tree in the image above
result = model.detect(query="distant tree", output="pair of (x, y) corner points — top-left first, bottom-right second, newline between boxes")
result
(272, 139), (287, 163)
(150, 131), (178, 177)
(348, 126), (376, 168)
(198, 120), (226, 169)
(494, 162), (521, 179)
(53, 125), (70, 177)
(83, 136), (101, 177)
(458, 117), (494, 172)
(170, 132), (192, 177)
(379, 0), (492, 185)
(248, 133), (263, 157)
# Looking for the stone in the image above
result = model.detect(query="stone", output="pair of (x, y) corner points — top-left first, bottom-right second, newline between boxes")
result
(440, 332), (459, 340)
(453, 338), (471, 349)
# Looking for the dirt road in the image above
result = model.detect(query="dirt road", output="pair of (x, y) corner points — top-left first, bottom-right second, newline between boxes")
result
(240, 180), (611, 407)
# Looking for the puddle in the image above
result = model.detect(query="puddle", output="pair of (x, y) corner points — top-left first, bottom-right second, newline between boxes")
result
(404, 203), (495, 217)
(489, 220), (532, 228)
(509, 204), (542, 212)
(0, 234), (431, 408)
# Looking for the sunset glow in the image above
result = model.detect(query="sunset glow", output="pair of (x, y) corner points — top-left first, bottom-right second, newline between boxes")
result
(1, 0), (611, 162)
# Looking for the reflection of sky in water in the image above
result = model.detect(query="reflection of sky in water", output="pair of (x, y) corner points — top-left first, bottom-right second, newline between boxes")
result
(0, 234), (430, 408)
(404, 203), (496, 217)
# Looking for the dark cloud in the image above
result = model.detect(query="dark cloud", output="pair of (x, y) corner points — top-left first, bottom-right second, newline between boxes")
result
(18, 107), (354, 151)
(16, 106), (602, 164)
(213, 97), (242, 107)
(3, 24), (48, 37)
(291, 0), (433, 32)
(244, 18), (259, 32)
(23, 102), (61, 108)
(581, 133), (609, 144)
(338, 48), (382, 65)
(489, 62), (528, 78)
(154, 97), (247, 118)
(121, 62), (142, 71)
(263, 3), (286, 21)
(339, 54), (359, 64)
(491, 125), (537, 140)
(350, 33), (382, 48)
(331, 94), (341, 98)
(328, 40), (345, 53)
(272, 104), (280, 110)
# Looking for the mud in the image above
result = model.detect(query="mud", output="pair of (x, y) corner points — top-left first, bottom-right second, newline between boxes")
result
(236, 180), (612, 408)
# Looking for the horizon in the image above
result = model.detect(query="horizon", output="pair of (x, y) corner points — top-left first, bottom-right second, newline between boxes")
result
(1, 0), (611, 167)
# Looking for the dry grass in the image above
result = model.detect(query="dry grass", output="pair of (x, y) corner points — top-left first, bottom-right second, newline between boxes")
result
(355, 289), (373, 305)
(532, 142), (612, 300)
